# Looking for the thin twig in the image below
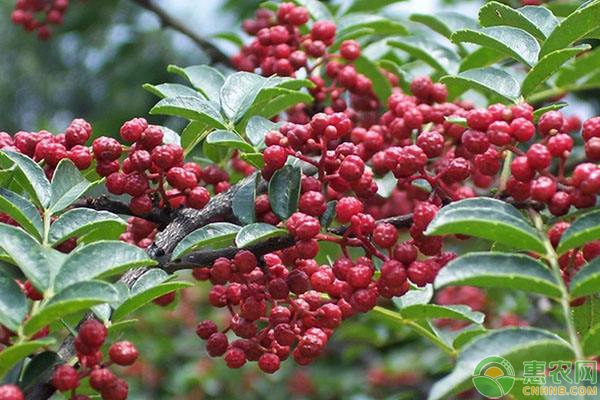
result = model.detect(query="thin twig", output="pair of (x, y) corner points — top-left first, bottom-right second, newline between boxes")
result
(130, 0), (232, 66)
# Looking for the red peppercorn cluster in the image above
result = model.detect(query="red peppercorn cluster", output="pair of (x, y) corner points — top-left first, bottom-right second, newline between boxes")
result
(234, 3), (382, 115)
(547, 221), (600, 304)
(98, 118), (212, 215)
(51, 319), (138, 400)
(10, 0), (70, 40)
(1, 119), (93, 178)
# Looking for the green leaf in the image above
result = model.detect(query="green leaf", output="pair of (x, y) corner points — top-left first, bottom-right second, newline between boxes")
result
(519, 6), (560, 38)
(352, 55), (393, 104)
(19, 351), (61, 390)
(532, 102), (568, 122)
(232, 173), (258, 225)
(235, 223), (288, 248)
(451, 27), (539, 67)
(556, 46), (600, 87)
(211, 31), (244, 46)
(374, 171), (396, 198)
(388, 38), (460, 75)
(583, 321), (600, 356)
(268, 164), (301, 220)
(378, 60), (410, 93)
(0, 269), (27, 332)
(143, 83), (201, 99)
(160, 126), (181, 146)
(540, 0), (600, 57)
(320, 200), (336, 228)
(336, 14), (408, 44)
(246, 116), (282, 149)
(292, 0), (332, 20)
(167, 64), (225, 101)
(242, 87), (313, 125)
(521, 46), (590, 97)
(112, 271), (193, 321)
(0, 223), (50, 291)
(0, 188), (43, 240)
(479, 2), (557, 40)
(570, 258), (600, 298)
(435, 252), (562, 298)
(220, 72), (274, 123)
(23, 280), (118, 336)
(557, 209), (600, 254)
(49, 208), (125, 245)
(0, 338), (55, 380)
(1, 151), (51, 208)
(393, 284), (433, 308)
(410, 11), (478, 40)
(441, 67), (521, 103)
(150, 96), (226, 129)
(54, 241), (156, 292)
(240, 153), (265, 169)
(206, 130), (255, 153)
(49, 159), (98, 213)
(343, 0), (401, 14)
(400, 304), (485, 324)
(425, 198), (545, 253)
(429, 328), (574, 400)
(181, 121), (210, 154)
(459, 47), (506, 72)
(452, 325), (487, 349)
(171, 222), (241, 260)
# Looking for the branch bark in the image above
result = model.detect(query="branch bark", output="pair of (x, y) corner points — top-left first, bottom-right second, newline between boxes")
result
(130, 0), (232, 66)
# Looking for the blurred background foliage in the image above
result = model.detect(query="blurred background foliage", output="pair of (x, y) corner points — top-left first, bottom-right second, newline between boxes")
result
(1, 0), (598, 399)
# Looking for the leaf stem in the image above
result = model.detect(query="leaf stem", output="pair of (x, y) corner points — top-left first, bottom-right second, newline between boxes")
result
(42, 210), (51, 246)
(373, 306), (456, 357)
(531, 211), (584, 360)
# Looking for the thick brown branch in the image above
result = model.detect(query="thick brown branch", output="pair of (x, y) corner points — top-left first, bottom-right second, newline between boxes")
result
(73, 195), (172, 226)
(164, 235), (296, 273)
(130, 0), (231, 66)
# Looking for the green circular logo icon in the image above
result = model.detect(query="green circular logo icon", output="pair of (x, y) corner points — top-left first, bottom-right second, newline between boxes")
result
(472, 356), (516, 399)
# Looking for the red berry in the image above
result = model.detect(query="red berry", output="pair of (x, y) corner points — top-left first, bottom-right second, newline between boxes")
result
(462, 129), (489, 154)
(258, 353), (281, 373)
(547, 133), (573, 157)
(139, 125), (164, 150)
(511, 156), (535, 182)
(0, 385), (24, 400)
(583, 117), (600, 141)
(416, 130), (444, 158)
(372, 223), (399, 248)
(65, 118), (92, 148)
(120, 118), (148, 142)
(526, 143), (552, 170)
(52, 364), (79, 392)
(100, 378), (128, 400)
(538, 111), (564, 136)
(78, 319), (107, 348)
(340, 40), (361, 60)
(410, 76), (433, 101)
(186, 187), (210, 209)
(224, 347), (247, 368)
(196, 320), (218, 340)
(68, 145), (92, 170)
(530, 176), (557, 203)
(407, 261), (433, 287)
(108, 341), (139, 366)
(92, 137), (122, 161)
(466, 109), (494, 131)
(166, 167), (197, 191)
(264, 145), (287, 170)
(510, 118), (535, 142)
(585, 137), (600, 161)
(335, 197), (364, 223)
(89, 368), (116, 391)
(338, 155), (364, 182)
(311, 20), (336, 43)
